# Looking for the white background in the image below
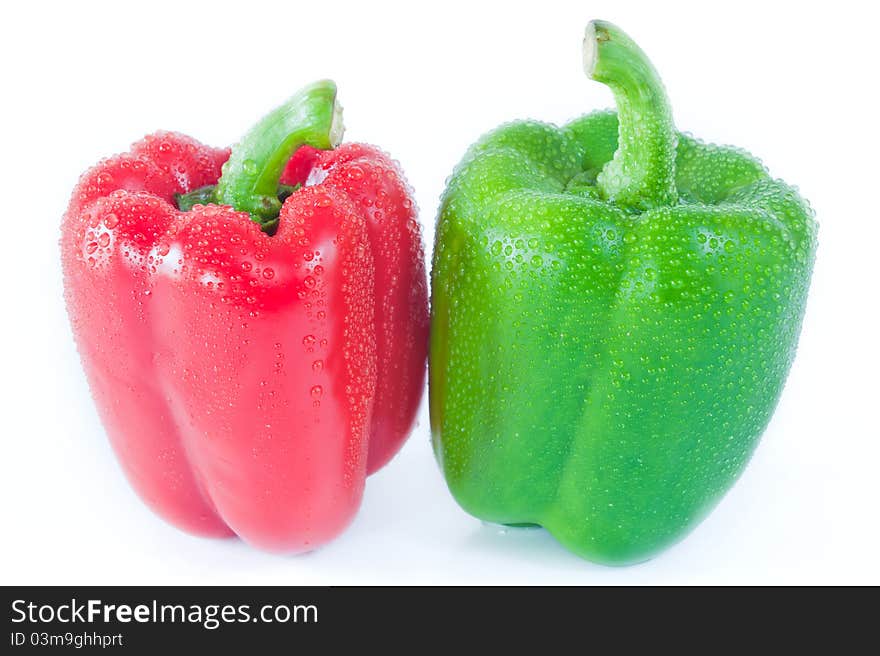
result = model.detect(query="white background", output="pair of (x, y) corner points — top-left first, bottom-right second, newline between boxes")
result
(1, 0), (877, 585)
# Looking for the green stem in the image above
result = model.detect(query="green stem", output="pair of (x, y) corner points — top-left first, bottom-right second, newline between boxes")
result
(214, 80), (343, 228)
(176, 184), (299, 214)
(584, 20), (677, 210)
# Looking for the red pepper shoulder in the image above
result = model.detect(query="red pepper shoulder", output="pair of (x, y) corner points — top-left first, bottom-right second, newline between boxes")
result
(67, 132), (229, 215)
(281, 143), (405, 188)
(131, 131), (230, 193)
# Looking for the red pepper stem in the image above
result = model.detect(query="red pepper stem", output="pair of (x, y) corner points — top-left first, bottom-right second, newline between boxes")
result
(214, 80), (343, 227)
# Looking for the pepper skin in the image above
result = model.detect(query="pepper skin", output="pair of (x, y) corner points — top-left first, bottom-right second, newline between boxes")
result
(430, 22), (817, 564)
(62, 81), (428, 552)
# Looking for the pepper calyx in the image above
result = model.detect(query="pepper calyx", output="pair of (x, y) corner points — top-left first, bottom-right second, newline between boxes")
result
(212, 80), (343, 232)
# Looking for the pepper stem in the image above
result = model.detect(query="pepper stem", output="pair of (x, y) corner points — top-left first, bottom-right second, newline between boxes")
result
(214, 80), (343, 228)
(584, 20), (677, 210)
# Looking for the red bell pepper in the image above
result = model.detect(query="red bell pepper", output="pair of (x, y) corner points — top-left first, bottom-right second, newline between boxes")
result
(61, 81), (428, 551)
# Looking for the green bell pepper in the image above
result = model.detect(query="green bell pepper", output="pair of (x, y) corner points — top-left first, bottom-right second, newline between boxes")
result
(430, 20), (817, 564)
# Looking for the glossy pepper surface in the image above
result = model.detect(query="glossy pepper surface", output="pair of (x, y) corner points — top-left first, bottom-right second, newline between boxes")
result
(430, 22), (817, 564)
(62, 81), (428, 552)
